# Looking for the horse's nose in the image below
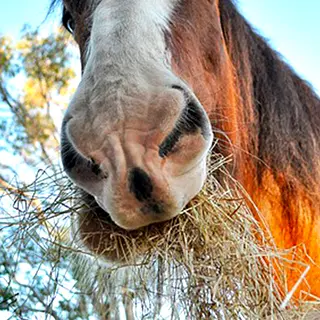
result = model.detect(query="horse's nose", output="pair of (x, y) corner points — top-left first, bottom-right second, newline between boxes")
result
(62, 84), (213, 230)
(99, 87), (212, 229)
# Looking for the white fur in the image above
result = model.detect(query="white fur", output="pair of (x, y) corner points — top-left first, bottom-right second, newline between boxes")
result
(86, 0), (177, 77)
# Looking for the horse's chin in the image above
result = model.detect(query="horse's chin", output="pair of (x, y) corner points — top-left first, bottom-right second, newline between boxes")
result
(73, 190), (174, 263)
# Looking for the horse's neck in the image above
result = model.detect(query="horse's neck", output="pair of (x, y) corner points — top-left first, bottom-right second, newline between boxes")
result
(218, 1), (320, 299)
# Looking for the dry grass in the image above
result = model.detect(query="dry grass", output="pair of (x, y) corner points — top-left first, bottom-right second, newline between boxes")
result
(1, 157), (320, 319)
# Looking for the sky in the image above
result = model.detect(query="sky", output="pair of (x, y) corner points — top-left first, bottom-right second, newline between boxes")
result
(0, 0), (319, 94)
(238, 0), (320, 94)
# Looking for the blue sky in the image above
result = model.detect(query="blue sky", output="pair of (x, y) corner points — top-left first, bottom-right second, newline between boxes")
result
(0, 0), (319, 93)
(239, 0), (320, 94)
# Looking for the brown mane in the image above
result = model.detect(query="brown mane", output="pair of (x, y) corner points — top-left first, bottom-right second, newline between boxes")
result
(220, 0), (320, 188)
(219, 0), (320, 231)
(221, 0), (320, 295)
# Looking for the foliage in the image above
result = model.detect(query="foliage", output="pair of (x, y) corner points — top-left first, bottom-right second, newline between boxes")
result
(0, 27), (100, 319)
(0, 26), (76, 166)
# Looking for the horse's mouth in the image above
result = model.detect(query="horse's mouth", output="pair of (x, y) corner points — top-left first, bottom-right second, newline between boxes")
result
(80, 190), (119, 228)
(76, 189), (182, 262)
(79, 190), (167, 232)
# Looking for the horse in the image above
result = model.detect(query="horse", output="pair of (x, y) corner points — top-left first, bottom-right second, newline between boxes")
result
(52, 0), (320, 300)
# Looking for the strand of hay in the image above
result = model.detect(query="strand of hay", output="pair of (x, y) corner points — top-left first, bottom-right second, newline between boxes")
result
(1, 158), (320, 319)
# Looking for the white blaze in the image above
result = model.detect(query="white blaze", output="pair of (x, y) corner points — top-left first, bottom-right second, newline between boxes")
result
(84, 0), (178, 86)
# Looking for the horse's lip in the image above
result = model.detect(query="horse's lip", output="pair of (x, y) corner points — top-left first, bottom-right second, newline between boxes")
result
(174, 153), (208, 177)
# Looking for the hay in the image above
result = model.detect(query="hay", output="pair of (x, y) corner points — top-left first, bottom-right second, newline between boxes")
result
(1, 158), (320, 319)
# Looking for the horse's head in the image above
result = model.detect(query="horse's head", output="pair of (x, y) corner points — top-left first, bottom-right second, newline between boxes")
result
(57, 0), (320, 299)
(60, 0), (233, 230)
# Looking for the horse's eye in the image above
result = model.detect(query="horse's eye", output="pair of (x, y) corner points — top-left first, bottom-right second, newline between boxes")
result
(62, 10), (75, 34)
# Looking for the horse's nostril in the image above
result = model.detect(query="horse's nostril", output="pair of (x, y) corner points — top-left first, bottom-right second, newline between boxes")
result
(89, 158), (102, 176)
(61, 123), (85, 172)
(180, 101), (207, 134)
(129, 167), (153, 202)
(171, 84), (185, 92)
(159, 127), (181, 158)
(159, 96), (211, 158)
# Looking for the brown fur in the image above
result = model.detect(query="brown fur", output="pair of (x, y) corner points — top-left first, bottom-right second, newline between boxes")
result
(52, 0), (320, 299)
